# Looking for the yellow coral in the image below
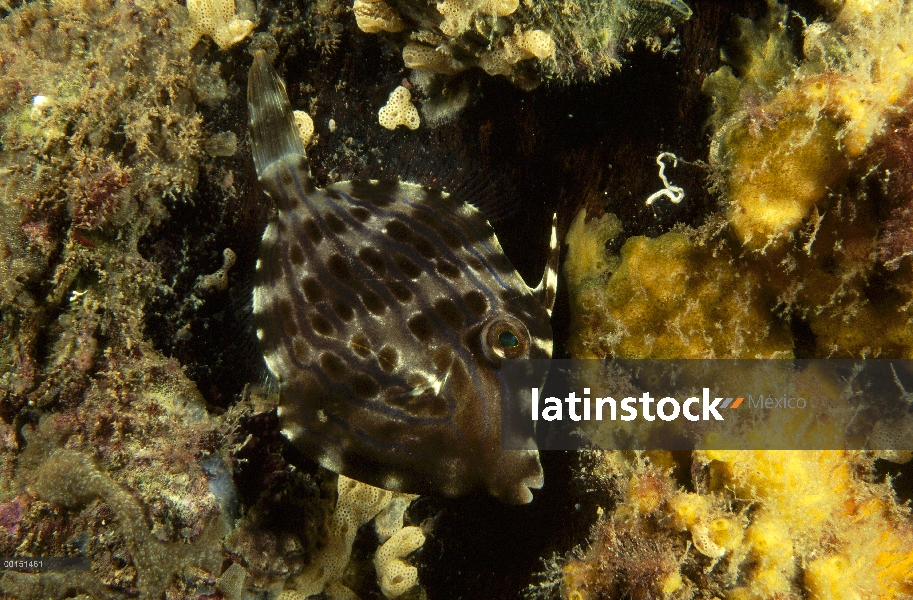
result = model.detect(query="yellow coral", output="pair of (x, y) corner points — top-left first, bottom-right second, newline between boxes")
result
(698, 450), (913, 600)
(286, 476), (421, 598)
(402, 43), (467, 75)
(709, 517), (743, 552)
(563, 210), (622, 291)
(436, 0), (473, 36)
(519, 29), (556, 60)
(293, 110), (315, 146)
(564, 214), (793, 359)
(434, 0), (519, 37)
(723, 114), (848, 249)
(185, 0), (254, 50)
(708, 0), (913, 248)
(557, 3), (913, 599)
(808, 3), (913, 155)
(374, 526), (425, 597)
(646, 0), (913, 357)
(659, 571), (683, 596)
(480, 0), (518, 17)
(378, 86), (420, 130)
(477, 28), (556, 77)
(667, 492), (708, 531)
(352, 0), (405, 33)
(565, 449), (913, 600)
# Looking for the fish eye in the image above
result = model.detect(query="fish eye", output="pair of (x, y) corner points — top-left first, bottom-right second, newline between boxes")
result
(498, 331), (519, 347)
(481, 315), (530, 364)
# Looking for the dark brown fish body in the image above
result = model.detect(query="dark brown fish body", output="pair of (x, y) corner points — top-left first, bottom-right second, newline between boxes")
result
(248, 54), (558, 504)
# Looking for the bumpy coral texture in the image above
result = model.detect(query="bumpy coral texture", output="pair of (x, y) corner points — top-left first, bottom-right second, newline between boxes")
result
(547, 450), (913, 600)
(566, 0), (913, 361)
(378, 85), (421, 130)
(186, 0), (255, 49)
(294, 109), (316, 145)
(283, 475), (423, 599)
(563, 209), (792, 359)
(352, 0), (690, 126)
(553, 2), (913, 599)
(706, 0), (913, 250)
(0, 0), (423, 597)
(353, 0), (406, 33)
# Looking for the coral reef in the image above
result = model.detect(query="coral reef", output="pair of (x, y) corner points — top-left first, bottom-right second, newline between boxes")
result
(360, 0), (692, 87)
(374, 524), (425, 598)
(2, 0), (911, 597)
(349, 0), (691, 125)
(353, 0), (406, 34)
(294, 110), (316, 145)
(699, 449), (913, 599)
(553, 1), (913, 599)
(565, 0), (913, 359)
(0, 0), (426, 596)
(186, 0), (255, 49)
(564, 209), (793, 359)
(282, 475), (424, 599)
(195, 247), (236, 292)
(542, 449), (913, 600)
(704, 0), (913, 249)
(3, 421), (226, 600)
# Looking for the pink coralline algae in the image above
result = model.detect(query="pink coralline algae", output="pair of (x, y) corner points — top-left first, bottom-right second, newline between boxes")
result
(0, 495), (27, 538)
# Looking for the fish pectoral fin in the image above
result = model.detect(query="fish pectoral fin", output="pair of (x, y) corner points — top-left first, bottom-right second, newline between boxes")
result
(532, 212), (559, 315)
(383, 369), (452, 418)
(390, 360), (455, 407)
(399, 367), (451, 400)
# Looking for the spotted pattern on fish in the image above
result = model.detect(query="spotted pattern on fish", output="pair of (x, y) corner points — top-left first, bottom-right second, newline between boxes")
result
(247, 53), (559, 504)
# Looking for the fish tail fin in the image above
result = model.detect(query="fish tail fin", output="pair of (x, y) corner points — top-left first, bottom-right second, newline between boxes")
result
(248, 51), (309, 180)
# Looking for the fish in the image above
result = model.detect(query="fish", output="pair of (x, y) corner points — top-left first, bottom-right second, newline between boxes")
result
(247, 52), (559, 504)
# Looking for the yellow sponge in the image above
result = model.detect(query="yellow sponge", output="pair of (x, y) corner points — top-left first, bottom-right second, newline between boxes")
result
(725, 114), (847, 249)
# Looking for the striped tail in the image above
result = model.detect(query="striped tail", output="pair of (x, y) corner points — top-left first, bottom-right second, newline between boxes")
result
(247, 51), (308, 180)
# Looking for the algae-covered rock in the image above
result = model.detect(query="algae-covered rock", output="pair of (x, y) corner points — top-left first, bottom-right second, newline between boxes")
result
(550, 2), (913, 599)
(543, 446), (913, 600)
(349, 0), (692, 126)
(566, 0), (913, 361)
(723, 114), (847, 250)
(564, 209), (793, 359)
(0, 0), (337, 596)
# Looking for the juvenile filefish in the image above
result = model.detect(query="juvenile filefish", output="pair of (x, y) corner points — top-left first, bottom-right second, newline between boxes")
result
(247, 53), (558, 504)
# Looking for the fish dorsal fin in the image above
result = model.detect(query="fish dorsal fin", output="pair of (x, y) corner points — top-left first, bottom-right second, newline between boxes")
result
(247, 51), (309, 180)
(532, 213), (559, 315)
